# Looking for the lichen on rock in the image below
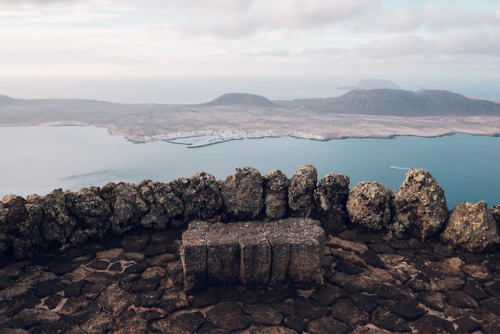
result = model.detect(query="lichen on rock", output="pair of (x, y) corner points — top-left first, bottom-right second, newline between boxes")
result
(137, 180), (183, 230)
(288, 165), (317, 217)
(314, 172), (350, 232)
(346, 181), (392, 232)
(393, 168), (449, 240)
(182, 172), (223, 221)
(440, 201), (500, 253)
(263, 169), (289, 220)
(221, 167), (263, 221)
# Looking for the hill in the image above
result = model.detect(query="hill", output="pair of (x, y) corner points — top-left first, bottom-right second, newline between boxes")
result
(288, 89), (500, 116)
(203, 93), (276, 107)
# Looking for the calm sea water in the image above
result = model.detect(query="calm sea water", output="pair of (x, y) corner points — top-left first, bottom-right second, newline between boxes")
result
(1, 126), (499, 209)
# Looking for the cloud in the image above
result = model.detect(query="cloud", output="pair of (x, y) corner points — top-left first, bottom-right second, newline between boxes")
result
(437, 30), (500, 55)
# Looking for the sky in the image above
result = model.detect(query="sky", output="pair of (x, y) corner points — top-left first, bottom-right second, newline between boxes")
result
(0, 0), (499, 103)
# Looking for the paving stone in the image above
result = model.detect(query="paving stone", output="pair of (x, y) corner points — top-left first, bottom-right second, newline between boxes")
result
(382, 299), (427, 321)
(294, 296), (329, 320)
(306, 316), (350, 334)
(238, 288), (262, 304)
(485, 279), (500, 297)
(96, 284), (132, 317)
(418, 291), (448, 311)
(86, 259), (110, 270)
(34, 279), (64, 298)
(168, 311), (206, 333)
(454, 316), (481, 334)
(49, 262), (78, 276)
(243, 303), (282, 326)
(411, 314), (457, 334)
(461, 263), (493, 282)
(351, 326), (392, 334)
(60, 303), (101, 325)
(371, 307), (412, 332)
(343, 275), (379, 294)
(309, 284), (344, 306)
(134, 290), (162, 308)
(159, 289), (189, 313)
(44, 294), (63, 310)
(249, 326), (298, 334)
(9, 308), (61, 329)
(349, 293), (380, 313)
(64, 280), (85, 298)
(205, 302), (251, 331)
(270, 301), (296, 316)
(29, 321), (71, 334)
(447, 290), (479, 309)
(129, 278), (160, 293)
(114, 314), (148, 334)
(375, 282), (413, 300)
(283, 314), (307, 333)
(123, 262), (148, 274)
(326, 236), (368, 254)
(481, 297), (500, 315)
(464, 279), (489, 300)
(79, 311), (113, 334)
(330, 298), (369, 326)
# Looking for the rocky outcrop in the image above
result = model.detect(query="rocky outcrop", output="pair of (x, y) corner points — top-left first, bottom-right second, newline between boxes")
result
(314, 173), (350, 232)
(262, 169), (289, 220)
(182, 172), (223, 221)
(441, 201), (500, 253)
(346, 181), (392, 232)
(288, 165), (317, 217)
(137, 180), (183, 230)
(221, 167), (263, 220)
(393, 168), (449, 241)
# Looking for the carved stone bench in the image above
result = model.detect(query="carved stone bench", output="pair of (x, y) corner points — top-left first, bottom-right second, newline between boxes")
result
(180, 218), (325, 292)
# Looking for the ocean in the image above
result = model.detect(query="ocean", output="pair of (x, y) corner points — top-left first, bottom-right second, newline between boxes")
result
(1, 126), (499, 209)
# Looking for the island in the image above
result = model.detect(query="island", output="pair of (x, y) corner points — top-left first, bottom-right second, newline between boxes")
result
(1, 88), (500, 146)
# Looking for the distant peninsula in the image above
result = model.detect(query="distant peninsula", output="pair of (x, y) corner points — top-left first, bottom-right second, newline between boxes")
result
(1, 87), (500, 145)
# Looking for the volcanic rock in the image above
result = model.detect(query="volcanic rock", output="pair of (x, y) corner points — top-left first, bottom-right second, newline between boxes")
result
(393, 168), (449, 240)
(288, 165), (317, 217)
(137, 180), (183, 230)
(346, 181), (392, 232)
(221, 167), (263, 220)
(314, 172), (350, 231)
(441, 201), (500, 253)
(182, 172), (223, 221)
(262, 169), (289, 220)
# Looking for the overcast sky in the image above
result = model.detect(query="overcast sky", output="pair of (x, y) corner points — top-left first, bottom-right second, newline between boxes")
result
(1, 0), (499, 102)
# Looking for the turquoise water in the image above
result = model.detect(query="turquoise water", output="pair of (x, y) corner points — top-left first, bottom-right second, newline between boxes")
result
(1, 126), (499, 208)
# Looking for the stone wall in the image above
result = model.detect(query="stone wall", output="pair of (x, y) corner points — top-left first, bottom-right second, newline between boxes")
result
(1, 166), (499, 264)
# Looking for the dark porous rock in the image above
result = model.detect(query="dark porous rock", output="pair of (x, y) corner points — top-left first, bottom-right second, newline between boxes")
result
(418, 291), (448, 311)
(382, 299), (427, 321)
(481, 297), (500, 316)
(101, 182), (149, 235)
(412, 314), (457, 334)
(65, 187), (111, 245)
(313, 172), (350, 231)
(2, 194), (44, 260)
(34, 279), (64, 298)
(288, 165), (317, 217)
(306, 316), (350, 334)
(346, 181), (392, 232)
(441, 201), (500, 253)
(206, 223), (239, 286)
(9, 308), (61, 329)
(237, 222), (271, 287)
(371, 307), (412, 332)
(262, 169), (289, 220)
(393, 168), (449, 240)
(294, 296), (329, 320)
(168, 311), (206, 333)
(454, 315), (481, 334)
(181, 221), (209, 292)
(0, 201), (10, 259)
(330, 298), (369, 326)
(490, 204), (500, 227)
(243, 303), (282, 326)
(221, 167), (263, 220)
(309, 284), (344, 306)
(349, 293), (380, 313)
(40, 189), (78, 250)
(283, 314), (307, 333)
(137, 180), (183, 230)
(96, 284), (132, 317)
(79, 312), (113, 334)
(182, 172), (223, 221)
(205, 302), (251, 331)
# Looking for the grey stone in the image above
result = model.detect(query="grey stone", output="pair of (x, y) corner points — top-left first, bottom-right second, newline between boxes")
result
(237, 222), (271, 286)
(182, 172), (223, 221)
(206, 223), (239, 286)
(314, 172), (350, 231)
(221, 167), (263, 220)
(441, 201), (500, 253)
(137, 180), (183, 230)
(101, 182), (149, 235)
(288, 165), (317, 217)
(180, 220), (209, 292)
(346, 181), (392, 232)
(393, 168), (449, 240)
(96, 284), (132, 317)
(263, 169), (289, 220)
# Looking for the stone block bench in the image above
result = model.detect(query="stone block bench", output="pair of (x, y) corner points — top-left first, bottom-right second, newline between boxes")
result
(180, 218), (325, 292)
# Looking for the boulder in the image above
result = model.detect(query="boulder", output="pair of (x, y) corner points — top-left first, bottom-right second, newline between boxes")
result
(0, 201), (10, 259)
(263, 169), (289, 220)
(288, 165), (317, 217)
(137, 180), (183, 230)
(441, 201), (500, 253)
(346, 181), (392, 232)
(101, 182), (149, 235)
(314, 173), (350, 231)
(221, 167), (263, 220)
(66, 187), (111, 245)
(40, 189), (78, 250)
(490, 204), (500, 229)
(182, 172), (223, 221)
(393, 169), (449, 240)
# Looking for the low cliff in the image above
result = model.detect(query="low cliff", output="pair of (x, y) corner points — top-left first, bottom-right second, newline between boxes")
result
(1, 166), (499, 263)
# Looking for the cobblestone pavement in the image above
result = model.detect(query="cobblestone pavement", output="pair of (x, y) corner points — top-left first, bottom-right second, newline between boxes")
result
(0, 227), (499, 334)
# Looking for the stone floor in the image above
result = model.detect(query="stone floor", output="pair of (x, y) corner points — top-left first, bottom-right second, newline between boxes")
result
(0, 227), (498, 334)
